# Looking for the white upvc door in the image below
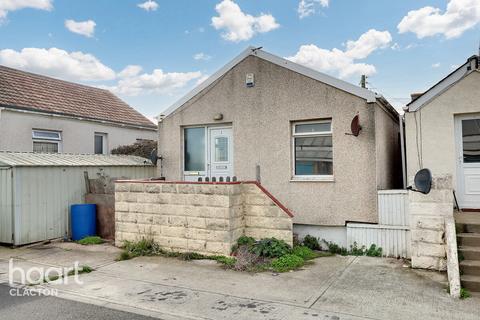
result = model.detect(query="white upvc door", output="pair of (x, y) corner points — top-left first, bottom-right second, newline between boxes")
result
(455, 115), (480, 208)
(183, 126), (233, 182)
(208, 127), (233, 180)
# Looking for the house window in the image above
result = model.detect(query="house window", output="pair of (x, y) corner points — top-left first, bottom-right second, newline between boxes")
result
(32, 129), (61, 153)
(184, 127), (206, 172)
(94, 133), (108, 154)
(292, 120), (333, 179)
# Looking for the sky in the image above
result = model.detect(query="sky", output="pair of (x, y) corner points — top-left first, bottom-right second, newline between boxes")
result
(1, 0), (480, 122)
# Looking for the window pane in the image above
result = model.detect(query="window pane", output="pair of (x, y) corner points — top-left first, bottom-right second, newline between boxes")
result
(33, 142), (58, 153)
(184, 127), (205, 171)
(463, 119), (480, 163)
(295, 136), (333, 175)
(295, 122), (331, 134)
(215, 137), (228, 162)
(32, 130), (61, 140)
(94, 135), (103, 154)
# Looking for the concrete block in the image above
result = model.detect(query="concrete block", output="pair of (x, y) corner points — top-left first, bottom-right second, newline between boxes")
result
(241, 184), (259, 194)
(115, 202), (129, 212)
(115, 184), (129, 192)
(410, 215), (445, 231)
(167, 216), (187, 227)
(145, 184), (161, 193)
(156, 194), (171, 204)
(409, 202), (453, 217)
(187, 217), (206, 229)
(209, 195), (231, 208)
(409, 189), (453, 204)
(137, 193), (157, 204)
(163, 237), (188, 250)
(161, 226), (186, 238)
(230, 195), (243, 207)
(187, 239), (207, 251)
(245, 194), (274, 206)
(136, 213), (154, 225)
(177, 184), (196, 194)
(161, 184), (177, 193)
(411, 256), (447, 271)
(412, 242), (446, 257)
(246, 205), (281, 217)
(125, 193), (138, 203)
(194, 185), (214, 195)
(205, 241), (230, 255)
(411, 229), (444, 244)
(205, 218), (229, 230)
(129, 203), (145, 213)
(153, 215), (168, 225)
(130, 183), (144, 193)
(190, 194), (206, 207)
(432, 175), (452, 190)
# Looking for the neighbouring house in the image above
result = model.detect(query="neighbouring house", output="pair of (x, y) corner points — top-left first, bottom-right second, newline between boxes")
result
(156, 47), (402, 246)
(0, 65), (157, 154)
(404, 54), (480, 294)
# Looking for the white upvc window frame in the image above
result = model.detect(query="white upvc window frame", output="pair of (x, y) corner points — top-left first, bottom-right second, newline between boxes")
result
(32, 129), (62, 153)
(291, 119), (334, 182)
(94, 132), (108, 155)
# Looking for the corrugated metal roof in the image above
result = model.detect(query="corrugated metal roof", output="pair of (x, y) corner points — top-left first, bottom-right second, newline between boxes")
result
(0, 152), (153, 167)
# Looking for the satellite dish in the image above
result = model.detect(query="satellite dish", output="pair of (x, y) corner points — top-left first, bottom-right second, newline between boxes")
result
(149, 149), (160, 166)
(407, 168), (432, 194)
(350, 115), (362, 137)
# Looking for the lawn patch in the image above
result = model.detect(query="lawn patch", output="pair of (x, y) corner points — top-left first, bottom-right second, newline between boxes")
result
(77, 236), (104, 245)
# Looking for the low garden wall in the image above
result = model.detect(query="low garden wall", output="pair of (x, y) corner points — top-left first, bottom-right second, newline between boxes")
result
(114, 181), (293, 256)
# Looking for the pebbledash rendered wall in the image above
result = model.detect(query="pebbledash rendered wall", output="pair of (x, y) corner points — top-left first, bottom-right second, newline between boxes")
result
(114, 181), (293, 256)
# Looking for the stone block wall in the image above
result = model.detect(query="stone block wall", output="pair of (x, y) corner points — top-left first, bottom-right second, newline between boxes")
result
(115, 181), (293, 256)
(409, 175), (453, 270)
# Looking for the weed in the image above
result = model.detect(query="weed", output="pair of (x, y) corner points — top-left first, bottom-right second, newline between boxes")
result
(325, 241), (348, 256)
(292, 246), (317, 260)
(119, 238), (162, 260)
(302, 235), (320, 250)
(325, 241), (382, 257)
(77, 236), (104, 245)
(271, 254), (304, 272)
(67, 265), (94, 277)
(211, 255), (236, 267)
(251, 238), (291, 258)
(460, 287), (471, 299)
(365, 244), (382, 257)
(118, 251), (132, 261)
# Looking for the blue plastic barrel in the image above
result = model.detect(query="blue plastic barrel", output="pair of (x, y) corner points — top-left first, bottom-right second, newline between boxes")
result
(71, 204), (97, 241)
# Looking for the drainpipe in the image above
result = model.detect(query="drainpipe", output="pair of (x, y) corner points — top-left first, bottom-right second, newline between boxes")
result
(399, 113), (407, 189)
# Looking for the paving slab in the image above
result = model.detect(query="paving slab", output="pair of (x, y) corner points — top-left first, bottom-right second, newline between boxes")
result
(312, 257), (480, 320)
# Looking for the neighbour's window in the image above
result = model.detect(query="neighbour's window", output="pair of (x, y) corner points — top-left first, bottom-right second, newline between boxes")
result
(292, 120), (333, 178)
(94, 133), (108, 154)
(32, 129), (62, 153)
(184, 127), (205, 171)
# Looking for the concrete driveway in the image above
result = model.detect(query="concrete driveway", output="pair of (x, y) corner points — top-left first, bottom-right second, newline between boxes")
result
(0, 242), (479, 320)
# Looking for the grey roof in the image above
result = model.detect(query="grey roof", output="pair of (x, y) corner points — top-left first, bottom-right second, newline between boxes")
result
(0, 152), (153, 167)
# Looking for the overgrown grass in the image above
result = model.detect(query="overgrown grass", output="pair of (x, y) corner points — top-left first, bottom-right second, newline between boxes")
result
(77, 236), (104, 245)
(324, 240), (383, 257)
(43, 265), (94, 283)
(271, 254), (304, 272)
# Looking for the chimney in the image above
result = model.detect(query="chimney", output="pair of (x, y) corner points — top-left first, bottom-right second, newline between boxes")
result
(410, 92), (423, 101)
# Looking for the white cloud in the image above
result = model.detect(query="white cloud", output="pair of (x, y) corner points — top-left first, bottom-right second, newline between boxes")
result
(211, 0), (279, 42)
(0, 47), (115, 81)
(137, 0), (158, 11)
(432, 62), (441, 68)
(398, 0), (480, 39)
(0, 0), (52, 21)
(104, 69), (203, 96)
(118, 65), (143, 78)
(298, 0), (329, 19)
(193, 53), (211, 61)
(65, 19), (96, 38)
(286, 29), (392, 79)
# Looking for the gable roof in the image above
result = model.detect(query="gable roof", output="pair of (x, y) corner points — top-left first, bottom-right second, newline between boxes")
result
(161, 47), (381, 118)
(0, 65), (156, 129)
(406, 56), (479, 112)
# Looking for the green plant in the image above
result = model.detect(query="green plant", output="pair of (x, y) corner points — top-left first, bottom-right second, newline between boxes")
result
(365, 244), (383, 257)
(118, 251), (132, 261)
(271, 254), (304, 272)
(231, 236), (256, 254)
(302, 235), (320, 250)
(67, 265), (94, 276)
(211, 255), (236, 267)
(350, 242), (366, 256)
(460, 287), (471, 299)
(292, 246), (317, 260)
(77, 236), (103, 245)
(251, 238), (291, 258)
(325, 241), (348, 256)
(120, 238), (162, 260)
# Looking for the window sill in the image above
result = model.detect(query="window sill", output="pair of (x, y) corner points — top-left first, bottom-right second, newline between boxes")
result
(290, 176), (335, 182)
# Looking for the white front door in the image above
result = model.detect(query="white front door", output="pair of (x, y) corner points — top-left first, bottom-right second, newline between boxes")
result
(456, 115), (480, 208)
(183, 126), (233, 182)
(208, 127), (233, 180)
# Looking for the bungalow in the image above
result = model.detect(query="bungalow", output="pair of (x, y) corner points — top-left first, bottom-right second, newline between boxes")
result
(157, 47), (401, 245)
(0, 65), (157, 154)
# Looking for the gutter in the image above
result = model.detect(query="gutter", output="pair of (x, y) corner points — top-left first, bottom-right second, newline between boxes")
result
(0, 105), (157, 131)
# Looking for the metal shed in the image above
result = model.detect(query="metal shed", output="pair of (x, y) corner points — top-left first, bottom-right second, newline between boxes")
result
(0, 152), (155, 245)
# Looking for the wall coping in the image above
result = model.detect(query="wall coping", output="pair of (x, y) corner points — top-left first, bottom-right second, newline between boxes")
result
(115, 179), (294, 218)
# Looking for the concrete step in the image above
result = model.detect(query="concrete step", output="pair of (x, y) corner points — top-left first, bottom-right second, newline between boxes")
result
(459, 246), (480, 261)
(457, 233), (480, 246)
(454, 212), (480, 225)
(461, 275), (480, 293)
(460, 260), (480, 276)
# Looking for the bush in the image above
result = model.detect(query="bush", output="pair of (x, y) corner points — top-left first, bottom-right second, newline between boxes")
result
(111, 140), (157, 159)
(120, 238), (162, 260)
(271, 254), (304, 272)
(325, 241), (348, 256)
(77, 236), (103, 245)
(251, 238), (291, 258)
(292, 246), (317, 260)
(365, 244), (382, 257)
(302, 235), (320, 250)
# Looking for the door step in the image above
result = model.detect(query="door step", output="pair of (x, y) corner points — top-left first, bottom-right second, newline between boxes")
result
(460, 260), (480, 276)
(460, 275), (480, 292)
(458, 246), (480, 260)
(457, 233), (480, 246)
